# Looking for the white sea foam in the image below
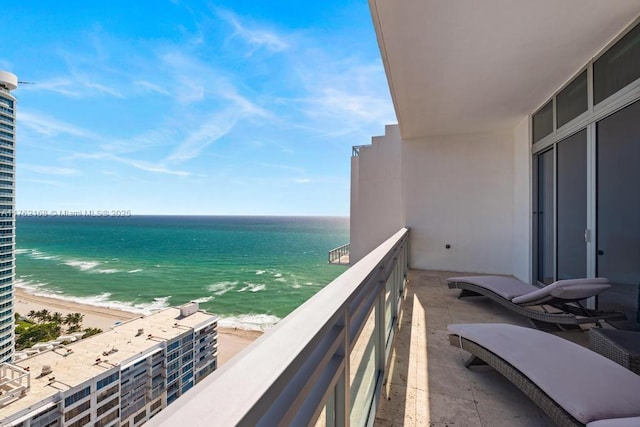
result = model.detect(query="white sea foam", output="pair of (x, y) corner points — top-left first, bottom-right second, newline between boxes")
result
(275, 278), (286, 282)
(20, 248), (61, 261)
(208, 281), (238, 295)
(237, 283), (266, 293)
(94, 269), (120, 274)
(291, 284), (301, 289)
(64, 260), (101, 271)
(218, 314), (280, 331)
(127, 269), (143, 273)
(14, 277), (171, 315)
(14, 277), (52, 293)
(273, 273), (283, 278)
(255, 270), (266, 275)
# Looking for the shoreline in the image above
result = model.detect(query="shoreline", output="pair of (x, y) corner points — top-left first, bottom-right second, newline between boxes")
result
(13, 287), (263, 365)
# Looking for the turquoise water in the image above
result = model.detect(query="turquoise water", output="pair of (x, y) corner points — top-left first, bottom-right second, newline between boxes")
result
(15, 216), (349, 329)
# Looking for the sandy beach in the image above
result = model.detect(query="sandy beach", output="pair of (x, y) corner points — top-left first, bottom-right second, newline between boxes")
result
(13, 287), (263, 365)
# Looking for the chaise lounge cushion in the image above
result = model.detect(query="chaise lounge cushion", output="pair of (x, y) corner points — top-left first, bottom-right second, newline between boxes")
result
(448, 323), (640, 424)
(511, 278), (610, 305)
(447, 276), (611, 305)
(447, 276), (537, 300)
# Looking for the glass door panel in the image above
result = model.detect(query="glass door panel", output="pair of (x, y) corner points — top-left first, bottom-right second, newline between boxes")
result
(596, 99), (640, 330)
(557, 129), (587, 280)
(536, 149), (555, 285)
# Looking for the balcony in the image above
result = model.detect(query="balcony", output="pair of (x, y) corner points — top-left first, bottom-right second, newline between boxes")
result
(147, 228), (604, 426)
(328, 243), (350, 266)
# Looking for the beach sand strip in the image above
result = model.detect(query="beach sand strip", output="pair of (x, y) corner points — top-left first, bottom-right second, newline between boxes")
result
(13, 287), (262, 365)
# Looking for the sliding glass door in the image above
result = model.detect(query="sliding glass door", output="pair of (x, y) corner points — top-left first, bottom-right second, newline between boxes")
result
(531, 20), (640, 329)
(596, 100), (640, 329)
(535, 129), (588, 286)
(535, 149), (554, 285)
(557, 130), (587, 281)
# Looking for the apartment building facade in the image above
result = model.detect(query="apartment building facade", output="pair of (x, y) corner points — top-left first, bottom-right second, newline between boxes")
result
(0, 304), (218, 426)
(0, 71), (17, 363)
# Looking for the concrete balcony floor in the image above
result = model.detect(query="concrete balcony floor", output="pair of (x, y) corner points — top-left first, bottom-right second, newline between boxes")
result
(375, 269), (590, 426)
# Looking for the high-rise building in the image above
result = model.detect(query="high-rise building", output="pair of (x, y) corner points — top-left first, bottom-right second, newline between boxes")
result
(0, 71), (17, 363)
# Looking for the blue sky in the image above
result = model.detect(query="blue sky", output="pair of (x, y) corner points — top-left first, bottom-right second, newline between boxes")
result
(1, 1), (395, 215)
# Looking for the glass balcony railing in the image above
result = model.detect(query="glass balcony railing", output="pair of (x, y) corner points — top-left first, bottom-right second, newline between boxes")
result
(148, 228), (409, 426)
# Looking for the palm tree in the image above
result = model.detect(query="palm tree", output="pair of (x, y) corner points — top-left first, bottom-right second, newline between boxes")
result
(27, 310), (37, 321)
(64, 313), (84, 332)
(50, 312), (64, 324)
(35, 309), (51, 323)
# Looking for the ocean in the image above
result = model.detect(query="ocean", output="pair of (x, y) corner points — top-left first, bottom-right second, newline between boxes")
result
(14, 216), (349, 330)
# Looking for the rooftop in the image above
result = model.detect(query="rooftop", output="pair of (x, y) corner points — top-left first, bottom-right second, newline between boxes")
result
(0, 307), (216, 420)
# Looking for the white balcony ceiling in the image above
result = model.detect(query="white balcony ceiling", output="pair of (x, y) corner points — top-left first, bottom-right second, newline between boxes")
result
(370, 0), (640, 139)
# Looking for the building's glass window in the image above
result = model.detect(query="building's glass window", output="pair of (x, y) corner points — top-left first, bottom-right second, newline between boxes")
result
(594, 22), (640, 104)
(97, 384), (119, 403)
(133, 410), (147, 424)
(150, 399), (162, 412)
(557, 70), (588, 128)
(67, 414), (91, 427)
(97, 396), (119, 416)
(532, 100), (554, 143)
(64, 400), (91, 421)
(95, 409), (119, 427)
(64, 386), (91, 407)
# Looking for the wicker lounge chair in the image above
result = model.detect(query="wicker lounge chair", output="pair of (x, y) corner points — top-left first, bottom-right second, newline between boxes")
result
(448, 323), (640, 427)
(447, 276), (626, 327)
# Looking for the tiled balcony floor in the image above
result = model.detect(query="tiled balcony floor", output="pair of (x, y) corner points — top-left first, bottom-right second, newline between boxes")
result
(375, 269), (590, 427)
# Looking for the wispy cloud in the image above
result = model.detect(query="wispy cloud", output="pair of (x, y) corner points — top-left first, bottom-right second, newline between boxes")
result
(20, 78), (83, 97)
(134, 80), (170, 96)
(20, 76), (124, 99)
(217, 9), (290, 54)
(20, 164), (79, 176)
(166, 109), (239, 163)
(70, 152), (191, 176)
(19, 110), (99, 139)
(84, 81), (123, 98)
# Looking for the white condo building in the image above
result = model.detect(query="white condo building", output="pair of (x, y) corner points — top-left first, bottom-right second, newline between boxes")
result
(0, 304), (218, 427)
(0, 71), (17, 364)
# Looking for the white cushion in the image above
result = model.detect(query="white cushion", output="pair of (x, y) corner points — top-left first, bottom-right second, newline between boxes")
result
(448, 323), (640, 424)
(447, 276), (536, 300)
(512, 278), (610, 305)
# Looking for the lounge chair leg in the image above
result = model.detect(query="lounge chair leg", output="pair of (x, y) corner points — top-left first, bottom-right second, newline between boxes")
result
(465, 355), (488, 368)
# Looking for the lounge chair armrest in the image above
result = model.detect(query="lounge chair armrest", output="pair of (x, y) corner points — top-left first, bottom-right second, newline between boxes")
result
(512, 278), (610, 305)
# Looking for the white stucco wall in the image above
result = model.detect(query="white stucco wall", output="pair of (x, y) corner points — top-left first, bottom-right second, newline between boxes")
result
(512, 117), (532, 282)
(351, 126), (525, 276)
(402, 131), (515, 274)
(349, 125), (404, 264)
